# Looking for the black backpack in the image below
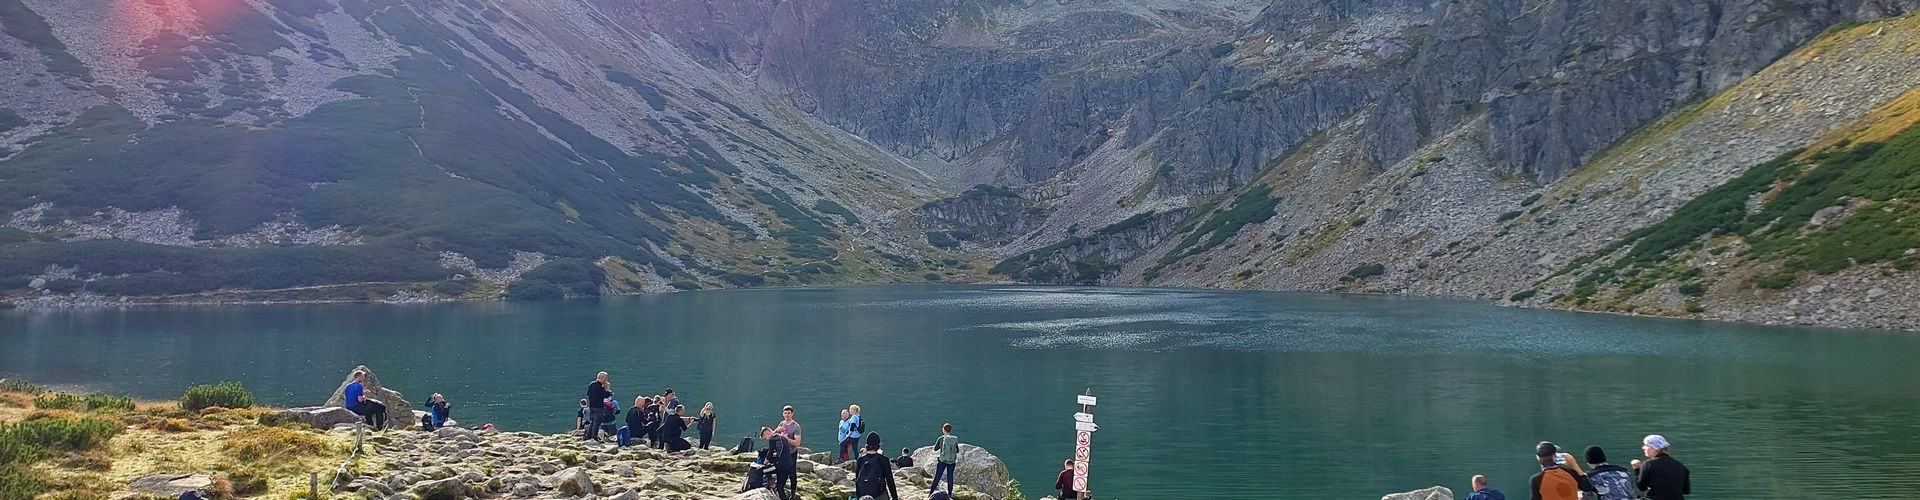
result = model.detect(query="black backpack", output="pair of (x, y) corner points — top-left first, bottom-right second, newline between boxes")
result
(856, 454), (889, 493)
(768, 435), (797, 471)
(855, 416), (866, 435)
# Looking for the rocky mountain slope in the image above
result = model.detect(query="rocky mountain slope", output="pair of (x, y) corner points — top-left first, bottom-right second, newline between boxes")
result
(2, 0), (1916, 330)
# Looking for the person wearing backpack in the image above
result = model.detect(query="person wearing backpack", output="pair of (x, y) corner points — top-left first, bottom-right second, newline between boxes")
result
(1581, 446), (1632, 500)
(744, 427), (778, 493)
(769, 424), (799, 500)
(836, 409), (855, 464)
(1530, 442), (1596, 500)
(930, 423), (959, 495)
(855, 432), (900, 500)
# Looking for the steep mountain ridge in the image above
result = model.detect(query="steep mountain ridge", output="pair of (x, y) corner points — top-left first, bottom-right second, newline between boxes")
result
(3, 0), (1917, 331)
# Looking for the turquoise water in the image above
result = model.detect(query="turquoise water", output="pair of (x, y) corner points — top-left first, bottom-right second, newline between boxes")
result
(5, 286), (1920, 498)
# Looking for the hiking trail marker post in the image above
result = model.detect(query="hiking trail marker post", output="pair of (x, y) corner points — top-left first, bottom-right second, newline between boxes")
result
(1073, 389), (1096, 499)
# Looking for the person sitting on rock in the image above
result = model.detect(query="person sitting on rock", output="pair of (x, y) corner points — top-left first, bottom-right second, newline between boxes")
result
(419, 393), (451, 430)
(744, 427), (779, 493)
(855, 432), (900, 500)
(640, 397), (663, 448)
(575, 399), (589, 431)
(624, 396), (648, 447)
(894, 447), (914, 468)
(1467, 474), (1506, 500)
(342, 370), (387, 430)
(1055, 459), (1078, 499)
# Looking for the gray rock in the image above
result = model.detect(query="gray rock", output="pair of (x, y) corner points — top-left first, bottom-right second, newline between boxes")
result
(549, 466), (595, 496)
(1382, 486), (1453, 500)
(510, 482), (540, 498)
(278, 406), (363, 430)
(608, 490), (643, 500)
(910, 443), (1013, 500)
(435, 426), (480, 442)
(646, 473), (694, 492)
(815, 465), (848, 484)
(409, 476), (469, 500)
(129, 474), (215, 496)
(323, 365), (414, 429)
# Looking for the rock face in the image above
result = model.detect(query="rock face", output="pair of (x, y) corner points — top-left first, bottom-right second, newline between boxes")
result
(128, 473), (215, 496)
(909, 443), (1013, 499)
(322, 365), (413, 429)
(1383, 486), (1453, 500)
(277, 406), (363, 430)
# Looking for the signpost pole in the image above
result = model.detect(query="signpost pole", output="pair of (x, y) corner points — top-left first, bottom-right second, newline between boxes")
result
(1073, 388), (1095, 500)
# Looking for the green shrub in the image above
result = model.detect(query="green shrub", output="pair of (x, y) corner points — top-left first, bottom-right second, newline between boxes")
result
(1677, 283), (1706, 296)
(1497, 210), (1524, 222)
(1209, 42), (1235, 58)
(3, 416), (120, 452)
(925, 232), (961, 249)
(181, 382), (254, 411)
(504, 279), (564, 300)
(83, 394), (134, 413)
(31, 393), (78, 410)
(431, 277), (474, 296)
(1521, 193), (1543, 206)
(1752, 273), (1796, 290)
(1340, 263), (1387, 282)
(0, 465), (43, 499)
(1508, 289), (1538, 302)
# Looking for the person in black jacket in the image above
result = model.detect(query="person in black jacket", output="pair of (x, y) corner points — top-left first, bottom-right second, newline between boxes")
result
(636, 397), (660, 448)
(1054, 459), (1078, 499)
(768, 427), (798, 500)
(696, 402), (717, 450)
(660, 405), (693, 452)
(624, 397), (647, 446)
(584, 372), (612, 441)
(1633, 435), (1691, 500)
(894, 448), (914, 468)
(855, 432), (900, 500)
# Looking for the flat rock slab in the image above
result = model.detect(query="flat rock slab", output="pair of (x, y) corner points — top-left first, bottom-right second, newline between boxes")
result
(130, 473), (215, 496)
(1383, 486), (1454, 500)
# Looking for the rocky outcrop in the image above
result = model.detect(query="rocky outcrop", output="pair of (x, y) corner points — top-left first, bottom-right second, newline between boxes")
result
(128, 473), (215, 497)
(1382, 486), (1452, 500)
(341, 425), (1015, 500)
(908, 443), (1013, 500)
(322, 365), (412, 429)
(276, 406), (363, 430)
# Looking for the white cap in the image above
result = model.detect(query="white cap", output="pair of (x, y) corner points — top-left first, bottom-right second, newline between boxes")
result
(1643, 434), (1670, 450)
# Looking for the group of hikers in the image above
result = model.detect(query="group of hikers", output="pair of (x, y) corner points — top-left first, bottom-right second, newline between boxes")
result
(573, 372), (963, 500)
(340, 370), (1693, 500)
(1466, 436), (1691, 500)
(575, 371), (716, 452)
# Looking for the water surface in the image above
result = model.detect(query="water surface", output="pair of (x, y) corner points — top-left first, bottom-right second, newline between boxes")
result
(5, 286), (1919, 498)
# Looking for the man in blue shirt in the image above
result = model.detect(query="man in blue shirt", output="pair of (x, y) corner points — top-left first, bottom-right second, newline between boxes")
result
(342, 370), (387, 430)
(1467, 474), (1506, 500)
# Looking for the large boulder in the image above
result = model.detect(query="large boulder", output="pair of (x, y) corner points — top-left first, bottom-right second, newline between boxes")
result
(277, 406), (362, 429)
(323, 365), (413, 429)
(548, 466), (596, 496)
(129, 474), (215, 496)
(1383, 486), (1454, 500)
(910, 443), (1012, 500)
(410, 476), (470, 500)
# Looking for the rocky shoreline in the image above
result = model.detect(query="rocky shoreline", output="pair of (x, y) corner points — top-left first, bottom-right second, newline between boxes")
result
(303, 424), (1017, 500)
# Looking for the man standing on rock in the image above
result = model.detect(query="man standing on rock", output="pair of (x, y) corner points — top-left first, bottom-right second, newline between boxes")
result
(930, 423), (959, 495)
(343, 370), (386, 430)
(585, 372), (612, 442)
